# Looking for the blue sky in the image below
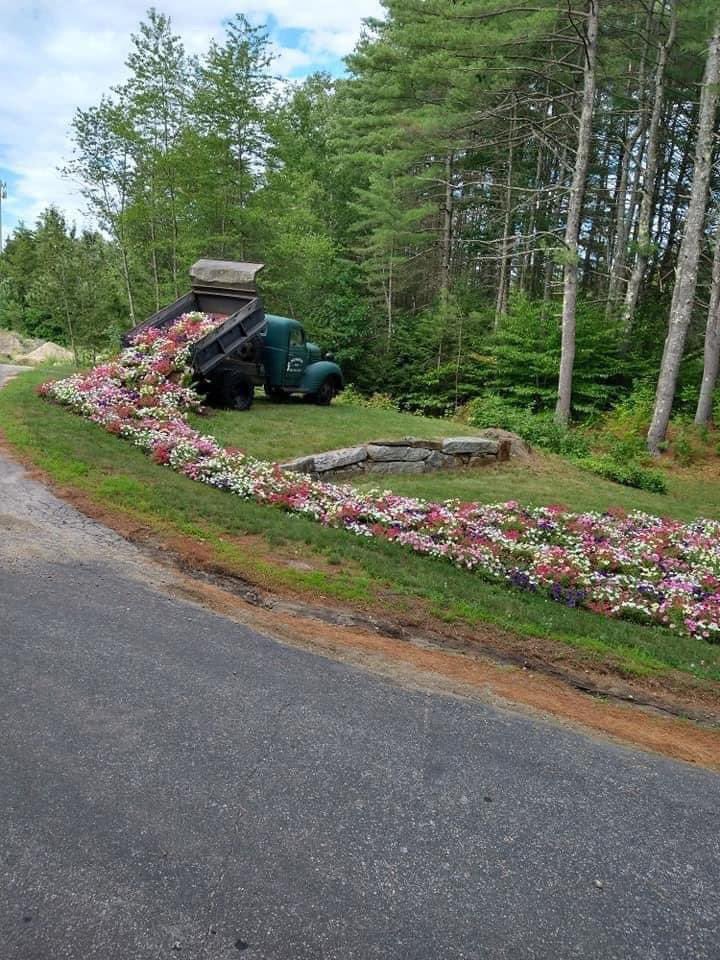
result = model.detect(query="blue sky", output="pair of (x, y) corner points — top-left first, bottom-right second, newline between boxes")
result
(0, 1), (381, 243)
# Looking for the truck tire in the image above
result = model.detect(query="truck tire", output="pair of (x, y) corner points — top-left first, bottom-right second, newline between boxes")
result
(313, 377), (337, 406)
(221, 370), (254, 411)
(264, 384), (287, 402)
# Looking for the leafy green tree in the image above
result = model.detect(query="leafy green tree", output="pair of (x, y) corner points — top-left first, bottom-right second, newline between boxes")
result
(186, 14), (274, 260)
(123, 8), (189, 302)
(0, 208), (125, 357)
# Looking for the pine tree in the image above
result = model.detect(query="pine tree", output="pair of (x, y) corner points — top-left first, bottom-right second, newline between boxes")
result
(647, 15), (720, 453)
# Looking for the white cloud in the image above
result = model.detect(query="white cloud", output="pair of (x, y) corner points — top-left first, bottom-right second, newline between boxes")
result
(0, 0), (382, 239)
(304, 28), (363, 58)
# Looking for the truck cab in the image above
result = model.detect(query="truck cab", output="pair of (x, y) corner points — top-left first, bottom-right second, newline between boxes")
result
(261, 315), (342, 405)
(198, 311), (344, 412)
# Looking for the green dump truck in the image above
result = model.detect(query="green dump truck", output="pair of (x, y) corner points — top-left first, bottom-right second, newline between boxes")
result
(122, 259), (344, 411)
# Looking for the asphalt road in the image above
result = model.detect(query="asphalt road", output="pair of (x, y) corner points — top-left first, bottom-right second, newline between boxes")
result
(1, 365), (719, 959)
(0, 364), (30, 387)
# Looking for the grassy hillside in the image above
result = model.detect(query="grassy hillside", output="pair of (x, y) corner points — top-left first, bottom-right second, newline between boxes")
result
(198, 398), (720, 523)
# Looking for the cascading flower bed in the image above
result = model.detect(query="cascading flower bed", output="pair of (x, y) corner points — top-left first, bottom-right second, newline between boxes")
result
(40, 312), (720, 641)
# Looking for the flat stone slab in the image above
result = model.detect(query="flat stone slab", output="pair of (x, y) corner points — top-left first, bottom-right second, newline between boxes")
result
(468, 453), (498, 466)
(441, 437), (499, 455)
(476, 428), (531, 460)
(313, 446), (367, 472)
(425, 450), (457, 470)
(327, 463), (366, 478)
(370, 437), (444, 450)
(366, 444), (430, 462)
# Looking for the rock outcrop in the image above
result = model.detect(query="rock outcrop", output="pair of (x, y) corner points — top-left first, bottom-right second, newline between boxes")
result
(0, 330), (39, 358)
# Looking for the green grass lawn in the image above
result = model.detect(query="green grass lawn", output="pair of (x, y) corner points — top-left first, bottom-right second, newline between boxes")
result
(198, 395), (720, 523)
(188, 396), (485, 461)
(3, 366), (720, 687)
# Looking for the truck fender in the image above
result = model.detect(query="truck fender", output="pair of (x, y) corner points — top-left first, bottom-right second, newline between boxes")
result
(299, 361), (344, 394)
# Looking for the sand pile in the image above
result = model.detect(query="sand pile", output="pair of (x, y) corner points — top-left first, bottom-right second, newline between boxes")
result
(23, 342), (74, 364)
(0, 328), (72, 364)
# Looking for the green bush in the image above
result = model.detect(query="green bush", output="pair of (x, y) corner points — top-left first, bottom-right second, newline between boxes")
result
(599, 383), (655, 431)
(576, 456), (668, 494)
(462, 393), (517, 429)
(590, 383), (657, 463)
(673, 427), (695, 467)
(464, 394), (590, 457)
(669, 416), (705, 466)
(336, 383), (399, 411)
(604, 433), (648, 462)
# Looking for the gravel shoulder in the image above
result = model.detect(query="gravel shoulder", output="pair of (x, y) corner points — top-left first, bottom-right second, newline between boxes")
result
(0, 363), (30, 384)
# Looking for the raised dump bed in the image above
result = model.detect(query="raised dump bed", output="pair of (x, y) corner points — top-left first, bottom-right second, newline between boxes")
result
(191, 299), (267, 378)
(122, 259), (266, 347)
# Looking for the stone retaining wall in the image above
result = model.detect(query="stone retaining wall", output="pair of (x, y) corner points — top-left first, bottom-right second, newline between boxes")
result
(280, 431), (529, 480)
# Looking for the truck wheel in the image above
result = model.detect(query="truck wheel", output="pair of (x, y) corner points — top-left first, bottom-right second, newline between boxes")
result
(314, 378), (336, 406)
(264, 384), (287, 402)
(221, 371), (254, 411)
(192, 378), (212, 401)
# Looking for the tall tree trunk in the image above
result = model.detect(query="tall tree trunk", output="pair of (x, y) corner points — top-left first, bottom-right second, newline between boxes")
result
(495, 103), (516, 327)
(605, 4), (653, 315)
(694, 221), (720, 424)
(582, 133), (613, 290)
(623, 1), (677, 332)
(554, 0), (600, 426)
(607, 126), (648, 311)
(385, 246), (394, 342)
(220, 199), (227, 257)
(623, 125), (648, 251)
(148, 154), (161, 311)
(118, 243), (136, 325)
(100, 162), (136, 326)
(149, 212), (161, 312)
(541, 256), (555, 321)
(540, 151), (566, 320)
(647, 19), (720, 454)
(520, 142), (544, 295)
(649, 102), (680, 264)
(440, 152), (454, 297)
(524, 71), (555, 296)
(169, 178), (179, 298)
(164, 115), (180, 299)
(605, 129), (632, 312)
(654, 103), (696, 285)
(57, 249), (79, 366)
(454, 308), (464, 411)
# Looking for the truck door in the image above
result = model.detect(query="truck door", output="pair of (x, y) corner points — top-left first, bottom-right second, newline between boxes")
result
(284, 326), (307, 388)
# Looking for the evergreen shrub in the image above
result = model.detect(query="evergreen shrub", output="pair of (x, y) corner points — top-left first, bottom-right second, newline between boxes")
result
(575, 456), (668, 494)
